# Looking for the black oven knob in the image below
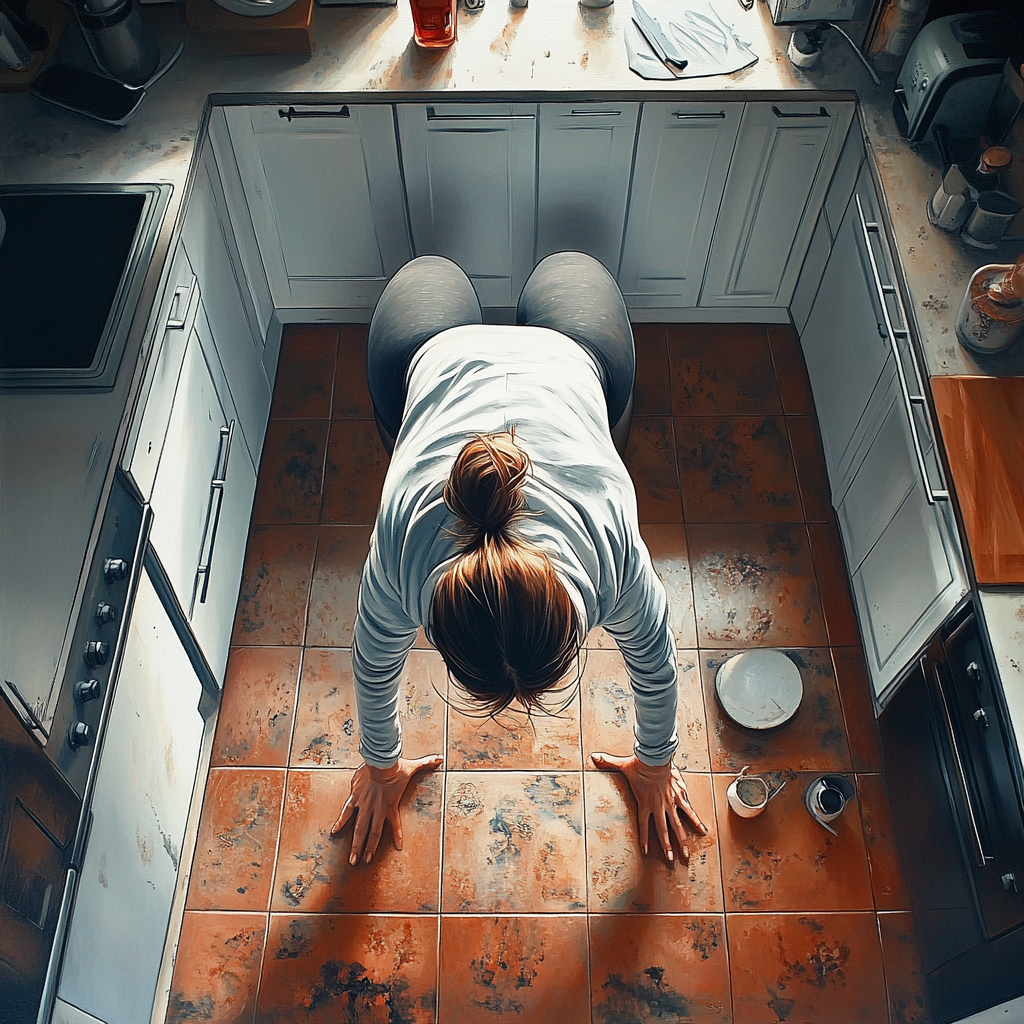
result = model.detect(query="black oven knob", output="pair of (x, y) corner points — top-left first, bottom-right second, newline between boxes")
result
(84, 641), (109, 667)
(67, 722), (91, 748)
(96, 602), (117, 624)
(75, 678), (101, 703)
(103, 558), (128, 583)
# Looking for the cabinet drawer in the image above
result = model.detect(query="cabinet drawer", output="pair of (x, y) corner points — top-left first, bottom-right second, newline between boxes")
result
(124, 242), (198, 501)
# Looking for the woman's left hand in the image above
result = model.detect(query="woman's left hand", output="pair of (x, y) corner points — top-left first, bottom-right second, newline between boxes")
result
(591, 751), (709, 862)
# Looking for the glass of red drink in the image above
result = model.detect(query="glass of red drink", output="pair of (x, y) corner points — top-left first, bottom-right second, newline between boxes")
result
(410, 0), (456, 47)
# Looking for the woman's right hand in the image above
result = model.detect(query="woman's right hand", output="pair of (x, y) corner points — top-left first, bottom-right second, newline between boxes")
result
(331, 755), (444, 865)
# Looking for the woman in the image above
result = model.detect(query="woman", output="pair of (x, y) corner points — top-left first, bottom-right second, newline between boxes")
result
(331, 252), (708, 866)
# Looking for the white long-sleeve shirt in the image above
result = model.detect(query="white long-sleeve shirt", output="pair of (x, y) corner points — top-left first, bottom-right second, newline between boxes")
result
(352, 324), (678, 768)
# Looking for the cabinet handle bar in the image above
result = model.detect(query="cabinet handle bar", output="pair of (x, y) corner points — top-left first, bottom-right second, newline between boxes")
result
(673, 111), (726, 119)
(279, 106), (350, 120)
(772, 105), (830, 118)
(426, 106), (535, 120)
(931, 658), (991, 869)
(568, 109), (622, 116)
(194, 420), (235, 609)
(855, 194), (948, 504)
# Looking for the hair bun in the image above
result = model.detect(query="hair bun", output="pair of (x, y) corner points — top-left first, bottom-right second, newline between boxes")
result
(444, 431), (531, 546)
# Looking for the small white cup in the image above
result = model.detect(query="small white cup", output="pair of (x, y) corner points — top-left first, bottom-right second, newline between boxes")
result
(727, 767), (769, 818)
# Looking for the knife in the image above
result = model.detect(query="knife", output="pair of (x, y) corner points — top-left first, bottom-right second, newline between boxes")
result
(632, 1), (688, 69)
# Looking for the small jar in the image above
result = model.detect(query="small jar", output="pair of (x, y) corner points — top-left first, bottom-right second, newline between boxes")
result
(956, 255), (1024, 355)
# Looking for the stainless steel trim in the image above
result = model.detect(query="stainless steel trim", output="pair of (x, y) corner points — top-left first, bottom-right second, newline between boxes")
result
(194, 419), (234, 608)
(69, 502), (153, 865)
(772, 105), (830, 118)
(0, 678), (47, 743)
(426, 106), (535, 120)
(932, 657), (991, 869)
(855, 194), (949, 505)
(673, 111), (727, 119)
(35, 867), (78, 1024)
(165, 274), (197, 331)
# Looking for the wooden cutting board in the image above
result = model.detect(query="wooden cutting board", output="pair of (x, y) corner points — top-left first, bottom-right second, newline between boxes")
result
(931, 375), (1024, 585)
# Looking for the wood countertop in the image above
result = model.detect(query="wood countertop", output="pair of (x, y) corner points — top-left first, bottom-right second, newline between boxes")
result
(932, 375), (1024, 586)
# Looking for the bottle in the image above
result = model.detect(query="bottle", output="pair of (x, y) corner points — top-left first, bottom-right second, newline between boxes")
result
(956, 255), (1024, 355)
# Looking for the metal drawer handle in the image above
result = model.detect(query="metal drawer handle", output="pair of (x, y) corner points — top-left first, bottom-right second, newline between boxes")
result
(279, 105), (350, 120)
(166, 274), (198, 331)
(194, 420), (235, 609)
(426, 106), (535, 120)
(931, 658), (992, 869)
(568, 109), (622, 116)
(772, 105), (830, 118)
(674, 111), (726, 119)
(855, 194), (949, 505)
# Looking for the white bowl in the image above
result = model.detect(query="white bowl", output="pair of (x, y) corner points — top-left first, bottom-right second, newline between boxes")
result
(715, 649), (803, 730)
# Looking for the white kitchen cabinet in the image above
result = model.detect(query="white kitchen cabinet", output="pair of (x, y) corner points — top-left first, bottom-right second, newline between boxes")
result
(147, 302), (257, 684)
(799, 168), (892, 493)
(800, 166), (967, 700)
(535, 103), (639, 272)
(839, 375), (967, 701)
(618, 102), (741, 309)
(223, 103), (411, 317)
(700, 100), (854, 308)
(397, 102), (537, 309)
(182, 139), (272, 470)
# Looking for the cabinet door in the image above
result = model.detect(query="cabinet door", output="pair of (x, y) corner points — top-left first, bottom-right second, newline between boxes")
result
(182, 141), (272, 470)
(397, 103), (537, 308)
(618, 102), (741, 308)
(700, 100), (854, 308)
(535, 103), (639, 272)
(799, 169), (893, 496)
(187, 312), (258, 684)
(224, 104), (410, 314)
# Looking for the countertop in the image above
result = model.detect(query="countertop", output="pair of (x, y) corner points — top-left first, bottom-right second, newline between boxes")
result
(1, 0), (1022, 748)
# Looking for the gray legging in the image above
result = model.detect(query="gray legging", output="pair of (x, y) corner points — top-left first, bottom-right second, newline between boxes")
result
(366, 252), (635, 454)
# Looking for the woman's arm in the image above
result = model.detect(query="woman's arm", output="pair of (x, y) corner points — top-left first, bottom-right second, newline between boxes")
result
(339, 536), (443, 863)
(596, 533), (708, 858)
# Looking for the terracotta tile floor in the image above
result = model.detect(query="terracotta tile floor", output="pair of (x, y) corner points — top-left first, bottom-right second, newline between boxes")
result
(167, 322), (930, 1024)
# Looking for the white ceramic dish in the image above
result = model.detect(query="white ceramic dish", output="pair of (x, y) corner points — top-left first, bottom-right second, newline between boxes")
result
(715, 649), (803, 730)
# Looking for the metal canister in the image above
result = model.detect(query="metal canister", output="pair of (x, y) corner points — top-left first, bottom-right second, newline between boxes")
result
(956, 257), (1024, 355)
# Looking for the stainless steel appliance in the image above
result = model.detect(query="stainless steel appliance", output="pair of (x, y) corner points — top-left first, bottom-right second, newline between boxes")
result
(893, 12), (1023, 143)
(881, 608), (1024, 1021)
(0, 184), (169, 781)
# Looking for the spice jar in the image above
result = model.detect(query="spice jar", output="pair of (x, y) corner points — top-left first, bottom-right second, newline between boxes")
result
(956, 255), (1024, 355)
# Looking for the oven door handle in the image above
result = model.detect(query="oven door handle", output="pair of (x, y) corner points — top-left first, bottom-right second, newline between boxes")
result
(193, 419), (234, 611)
(931, 656), (992, 869)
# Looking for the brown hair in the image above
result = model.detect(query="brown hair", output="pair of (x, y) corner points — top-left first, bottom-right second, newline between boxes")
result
(430, 431), (581, 716)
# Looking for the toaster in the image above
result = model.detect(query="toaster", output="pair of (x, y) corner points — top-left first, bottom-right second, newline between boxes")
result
(894, 11), (1022, 143)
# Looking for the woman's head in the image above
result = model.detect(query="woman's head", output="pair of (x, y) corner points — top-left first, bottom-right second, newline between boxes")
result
(430, 431), (581, 716)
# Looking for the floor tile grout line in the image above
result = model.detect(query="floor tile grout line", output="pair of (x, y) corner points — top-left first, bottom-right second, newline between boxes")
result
(435, 672), (450, 1019)
(247, 910), (272, 1024)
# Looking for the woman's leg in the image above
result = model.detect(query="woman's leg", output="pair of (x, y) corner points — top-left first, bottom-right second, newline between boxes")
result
(367, 255), (483, 453)
(515, 252), (635, 455)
